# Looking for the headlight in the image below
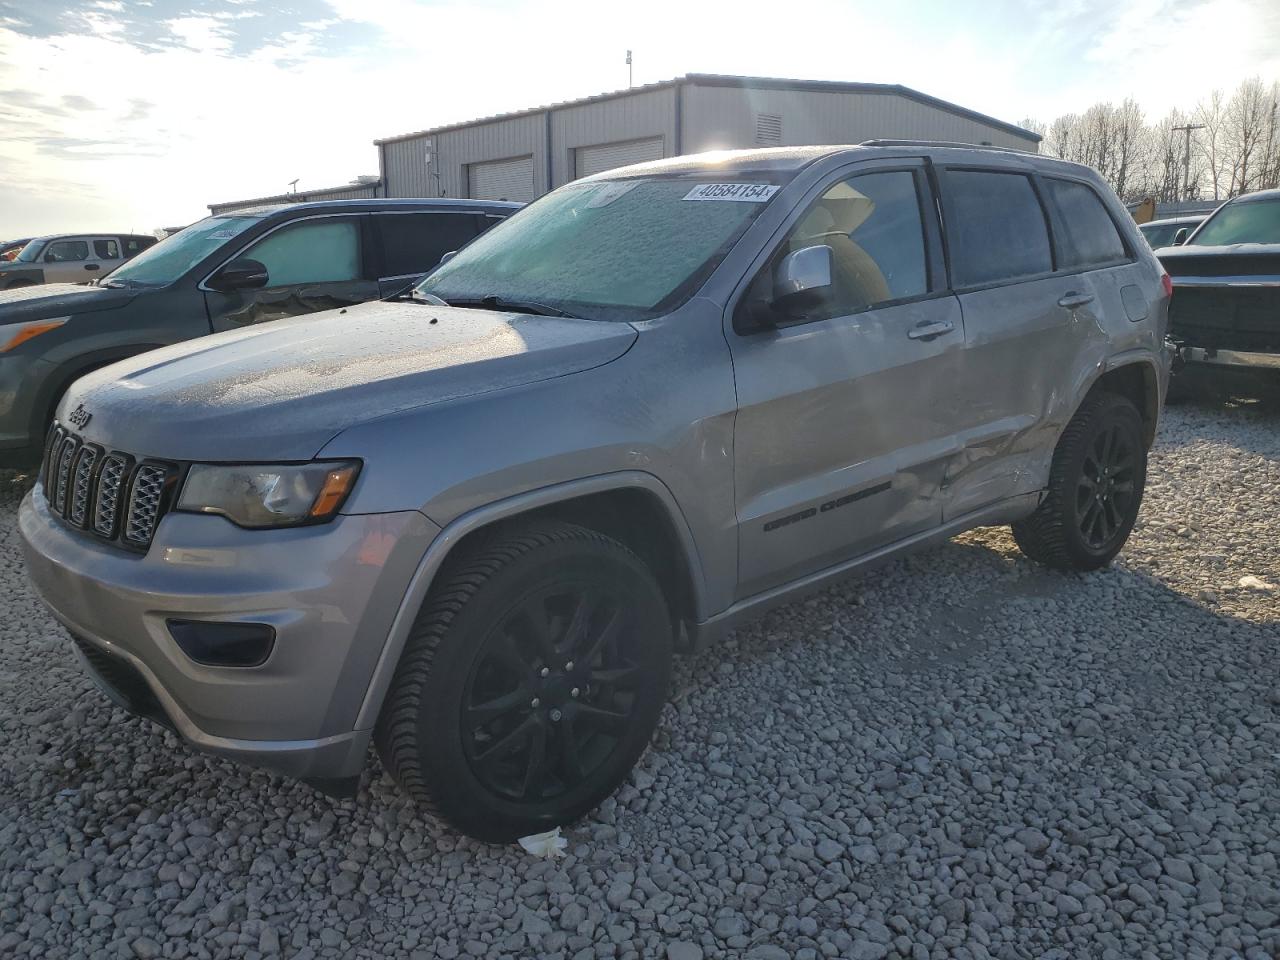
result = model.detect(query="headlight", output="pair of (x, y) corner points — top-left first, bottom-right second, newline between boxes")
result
(176, 461), (360, 528)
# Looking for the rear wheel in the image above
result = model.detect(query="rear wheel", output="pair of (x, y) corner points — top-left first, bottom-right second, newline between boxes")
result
(1012, 392), (1147, 571)
(375, 521), (672, 841)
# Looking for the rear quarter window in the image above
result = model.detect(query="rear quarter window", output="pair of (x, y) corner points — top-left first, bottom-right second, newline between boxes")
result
(1043, 178), (1128, 268)
(944, 170), (1052, 287)
(376, 213), (486, 277)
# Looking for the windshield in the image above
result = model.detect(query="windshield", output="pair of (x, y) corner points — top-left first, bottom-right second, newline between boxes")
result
(416, 177), (785, 321)
(15, 240), (43, 263)
(1190, 198), (1280, 246)
(103, 216), (261, 286)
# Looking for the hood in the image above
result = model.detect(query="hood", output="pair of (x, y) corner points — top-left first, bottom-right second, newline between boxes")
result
(63, 299), (637, 461)
(0, 282), (139, 324)
(1158, 243), (1280, 277)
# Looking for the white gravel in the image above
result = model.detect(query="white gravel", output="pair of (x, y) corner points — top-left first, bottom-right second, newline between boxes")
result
(1, 398), (1278, 960)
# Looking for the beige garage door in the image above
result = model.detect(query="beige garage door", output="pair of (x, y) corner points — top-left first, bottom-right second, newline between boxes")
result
(574, 137), (665, 179)
(468, 156), (535, 202)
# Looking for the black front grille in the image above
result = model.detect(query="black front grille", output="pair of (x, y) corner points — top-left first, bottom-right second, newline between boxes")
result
(1169, 286), (1280, 352)
(39, 423), (177, 550)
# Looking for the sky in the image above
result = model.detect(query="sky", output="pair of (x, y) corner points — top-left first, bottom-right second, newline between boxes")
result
(2, 0), (1279, 238)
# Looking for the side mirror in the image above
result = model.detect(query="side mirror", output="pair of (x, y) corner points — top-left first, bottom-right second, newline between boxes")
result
(43, 253), (57, 263)
(208, 258), (269, 292)
(773, 245), (834, 311)
(1172, 227), (1189, 245)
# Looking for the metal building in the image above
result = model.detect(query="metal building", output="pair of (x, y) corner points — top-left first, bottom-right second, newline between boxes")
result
(375, 74), (1040, 203)
(208, 179), (382, 216)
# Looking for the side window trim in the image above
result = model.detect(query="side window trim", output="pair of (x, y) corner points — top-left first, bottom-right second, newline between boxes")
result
(197, 213), (370, 293)
(936, 165), (1058, 293)
(729, 158), (945, 333)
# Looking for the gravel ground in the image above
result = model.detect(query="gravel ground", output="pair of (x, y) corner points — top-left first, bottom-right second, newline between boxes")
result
(1, 398), (1278, 960)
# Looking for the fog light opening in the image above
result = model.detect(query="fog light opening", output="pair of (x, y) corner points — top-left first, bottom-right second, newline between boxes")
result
(167, 620), (276, 668)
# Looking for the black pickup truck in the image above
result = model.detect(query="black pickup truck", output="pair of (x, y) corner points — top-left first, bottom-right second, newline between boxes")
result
(1160, 189), (1280, 396)
(0, 198), (518, 463)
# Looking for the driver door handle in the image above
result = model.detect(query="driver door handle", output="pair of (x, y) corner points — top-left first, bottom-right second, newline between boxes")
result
(907, 319), (955, 341)
(1058, 291), (1094, 309)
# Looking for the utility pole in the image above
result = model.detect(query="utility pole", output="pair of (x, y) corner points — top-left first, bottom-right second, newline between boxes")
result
(288, 178), (300, 195)
(1171, 123), (1205, 203)
(626, 50), (632, 88)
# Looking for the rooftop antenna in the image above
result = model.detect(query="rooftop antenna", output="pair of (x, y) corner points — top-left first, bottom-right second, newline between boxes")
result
(288, 178), (300, 194)
(626, 50), (632, 88)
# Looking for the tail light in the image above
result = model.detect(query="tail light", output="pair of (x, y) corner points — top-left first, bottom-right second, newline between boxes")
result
(1161, 273), (1173, 298)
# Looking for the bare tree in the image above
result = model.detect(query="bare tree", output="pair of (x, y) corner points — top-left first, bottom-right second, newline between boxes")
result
(1222, 77), (1276, 194)
(1144, 110), (1206, 202)
(1260, 81), (1280, 191)
(1195, 89), (1227, 200)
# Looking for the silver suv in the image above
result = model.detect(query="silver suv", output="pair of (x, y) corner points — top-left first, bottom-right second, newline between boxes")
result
(20, 143), (1170, 841)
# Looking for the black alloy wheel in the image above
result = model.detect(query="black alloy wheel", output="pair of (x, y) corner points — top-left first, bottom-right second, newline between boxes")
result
(1075, 421), (1139, 552)
(1012, 391), (1148, 571)
(461, 585), (645, 803)
(375, 521), (672, 842)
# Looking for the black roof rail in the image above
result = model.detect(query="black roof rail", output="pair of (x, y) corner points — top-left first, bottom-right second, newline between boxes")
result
(860, 139), (1028, 154)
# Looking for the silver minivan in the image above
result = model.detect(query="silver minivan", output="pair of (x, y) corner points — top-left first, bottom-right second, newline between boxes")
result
(21, 143), (1170, 840)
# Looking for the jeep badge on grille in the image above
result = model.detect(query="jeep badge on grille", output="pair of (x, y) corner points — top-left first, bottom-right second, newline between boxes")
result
(68, 404), (92, 428)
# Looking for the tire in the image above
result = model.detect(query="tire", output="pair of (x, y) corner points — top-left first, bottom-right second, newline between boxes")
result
(1011, 392), (1147, 572)
(374, 521), (672, 842)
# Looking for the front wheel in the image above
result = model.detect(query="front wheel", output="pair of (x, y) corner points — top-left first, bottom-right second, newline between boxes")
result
(375, 521), (672, 842)
(1012, 392), (1147, 571)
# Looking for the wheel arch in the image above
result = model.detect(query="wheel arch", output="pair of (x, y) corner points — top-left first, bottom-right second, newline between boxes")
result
(33, 344), (167, 441)
(1077, 354), (1162, 449)
(354, 471), (707, 730)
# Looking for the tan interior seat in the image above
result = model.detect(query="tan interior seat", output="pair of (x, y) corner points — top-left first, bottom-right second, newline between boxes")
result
(790, 187), (891, 310)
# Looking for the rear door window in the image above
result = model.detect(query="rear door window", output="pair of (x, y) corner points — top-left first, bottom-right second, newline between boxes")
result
(94, 238), (121, 259)
(1043, 178), (1127, 269)
(243, 218), (361, 287)
(44, 240), (89, 262)
(944, 170), (1052, 287)
(376, 213), (486, 278)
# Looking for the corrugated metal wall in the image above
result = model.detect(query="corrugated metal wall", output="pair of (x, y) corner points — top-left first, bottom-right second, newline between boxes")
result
(683, 86), (1036, 153)
(384, 114), (547, 199)
(550, 87), (676, 188)
(209, 183), (379, 215)
(377, 81), (1037, 202)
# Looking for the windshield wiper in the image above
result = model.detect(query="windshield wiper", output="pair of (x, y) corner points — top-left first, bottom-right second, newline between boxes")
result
(444, 295), (580, 319)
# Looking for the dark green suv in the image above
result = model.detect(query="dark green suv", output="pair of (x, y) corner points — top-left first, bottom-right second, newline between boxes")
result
(0, 198), (517, 464)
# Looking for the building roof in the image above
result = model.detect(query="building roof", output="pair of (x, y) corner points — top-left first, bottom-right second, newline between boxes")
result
(208, 180), (383, 212)
(373, 73), (1042, 147)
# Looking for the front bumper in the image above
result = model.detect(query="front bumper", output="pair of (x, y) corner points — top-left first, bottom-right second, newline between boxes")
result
(19, 485), (439, 779)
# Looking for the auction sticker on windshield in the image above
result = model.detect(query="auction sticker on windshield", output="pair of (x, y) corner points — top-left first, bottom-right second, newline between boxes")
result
(683, 183), (779, 202)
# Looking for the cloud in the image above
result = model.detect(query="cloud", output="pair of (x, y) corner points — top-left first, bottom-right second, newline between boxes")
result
(121, 98), (154, 122)
(0, 0), (1277, 236)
